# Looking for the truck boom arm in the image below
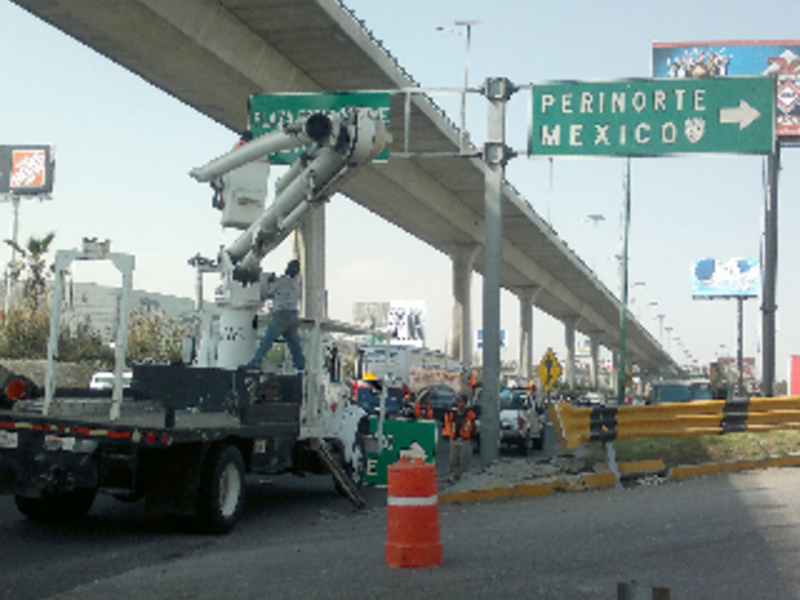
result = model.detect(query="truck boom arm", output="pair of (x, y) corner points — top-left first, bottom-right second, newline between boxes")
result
(191, 109), (390, 283)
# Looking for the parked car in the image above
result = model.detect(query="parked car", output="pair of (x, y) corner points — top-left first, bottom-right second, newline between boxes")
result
(417, 384), (459, 424)
(89, 371), (133, 391)
(576, 391), (606, 407)
(499, 387), (545, 454)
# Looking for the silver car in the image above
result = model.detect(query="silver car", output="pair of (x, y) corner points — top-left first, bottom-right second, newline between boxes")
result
(499, 388), (545, 454)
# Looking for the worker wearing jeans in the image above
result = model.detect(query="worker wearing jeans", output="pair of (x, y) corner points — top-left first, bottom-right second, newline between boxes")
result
(443, 394), (476, 483)
(248, 259), (305, 371)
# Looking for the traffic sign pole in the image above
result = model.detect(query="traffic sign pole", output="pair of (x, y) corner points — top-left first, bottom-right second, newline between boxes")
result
(480, 78), (515, 468)
(762, 146), (780, 396)
(617, 158), (632, 406)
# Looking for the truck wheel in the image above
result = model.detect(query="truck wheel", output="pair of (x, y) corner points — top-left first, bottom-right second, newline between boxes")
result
(198, 444), (245, 534)
(347, 434), (367, 488)
(15, 488), (97, 522)
(334, 435), (366, 495)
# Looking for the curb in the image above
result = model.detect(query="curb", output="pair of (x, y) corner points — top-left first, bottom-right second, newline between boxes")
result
(438, 456), (800, 505)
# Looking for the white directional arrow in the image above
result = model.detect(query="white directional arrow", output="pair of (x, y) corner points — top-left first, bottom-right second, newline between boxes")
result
(719, 100), (762, 130)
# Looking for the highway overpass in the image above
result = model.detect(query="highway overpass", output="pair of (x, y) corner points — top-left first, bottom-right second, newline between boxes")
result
(11, 0), (676, 380)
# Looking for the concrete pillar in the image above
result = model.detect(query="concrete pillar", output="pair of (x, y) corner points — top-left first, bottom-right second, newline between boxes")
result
(517, 286), (539, 380)
(590, 336), (600, 390)
(611, 348), (620, 397)
(564, 317), (577, 390)
(293, 204), (326, 321)
(449, 243), (480, 374)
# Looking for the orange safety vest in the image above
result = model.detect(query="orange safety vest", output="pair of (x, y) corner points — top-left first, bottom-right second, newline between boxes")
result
(443, 409), (476, 440)
(414, 401), (433, 419)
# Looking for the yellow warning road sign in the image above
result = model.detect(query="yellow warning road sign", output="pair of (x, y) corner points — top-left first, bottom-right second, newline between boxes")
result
(538, 348), (562, 392)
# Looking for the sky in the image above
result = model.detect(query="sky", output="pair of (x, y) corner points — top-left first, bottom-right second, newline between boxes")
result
(1, 0), (799, 382)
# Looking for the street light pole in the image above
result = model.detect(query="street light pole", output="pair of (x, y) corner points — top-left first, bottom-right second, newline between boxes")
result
(586, 213), (605, 272)
(454, 20), (481, 154)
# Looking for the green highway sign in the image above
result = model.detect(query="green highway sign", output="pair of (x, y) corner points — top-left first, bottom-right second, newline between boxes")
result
(529, 76), (775, 156)
(249, 91), (391, 164)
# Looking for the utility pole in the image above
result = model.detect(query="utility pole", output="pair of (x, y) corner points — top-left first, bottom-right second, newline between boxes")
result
(480, 77), (515, 467)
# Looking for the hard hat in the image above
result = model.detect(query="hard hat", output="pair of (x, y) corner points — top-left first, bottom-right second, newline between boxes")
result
(363, 372), (378, 381)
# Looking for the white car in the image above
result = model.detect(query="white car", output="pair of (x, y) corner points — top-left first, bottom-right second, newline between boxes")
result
(89, 371), (132, 391)
(499, 388), (545, 454)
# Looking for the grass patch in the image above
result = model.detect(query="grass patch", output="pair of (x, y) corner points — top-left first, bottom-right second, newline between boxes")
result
(584, 430), (800, 468)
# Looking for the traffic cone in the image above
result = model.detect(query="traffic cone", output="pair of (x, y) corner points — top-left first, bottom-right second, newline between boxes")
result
(385, 457), (443, 568)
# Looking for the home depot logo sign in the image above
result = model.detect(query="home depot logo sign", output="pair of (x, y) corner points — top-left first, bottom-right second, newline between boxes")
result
(10, 149), (46, 188)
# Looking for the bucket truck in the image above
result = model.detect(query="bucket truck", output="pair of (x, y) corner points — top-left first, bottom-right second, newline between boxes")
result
(0, 108), (391, 533)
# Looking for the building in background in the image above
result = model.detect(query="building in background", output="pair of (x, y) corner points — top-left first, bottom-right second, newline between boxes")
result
(62, 282), (195, 344)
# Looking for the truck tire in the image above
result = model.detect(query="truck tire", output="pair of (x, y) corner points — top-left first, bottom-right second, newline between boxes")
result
(333, 435), (366, 496)
(197, 444), (245, 534)
(15, 488), (97, 523)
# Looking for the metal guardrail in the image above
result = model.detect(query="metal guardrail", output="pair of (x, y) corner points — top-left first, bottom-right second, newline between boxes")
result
(549, 396), (800, 450)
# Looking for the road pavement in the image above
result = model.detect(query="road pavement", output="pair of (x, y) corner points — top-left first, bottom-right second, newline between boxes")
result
(3, 429), (800, 599)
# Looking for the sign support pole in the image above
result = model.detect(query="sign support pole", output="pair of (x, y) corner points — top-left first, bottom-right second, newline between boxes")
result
(3, 195), (21, 320)
(737, 296), (745, 397)
(480, 78), (515, 467)
(617, 158), (632, 406)
(762, 145), (780, 397)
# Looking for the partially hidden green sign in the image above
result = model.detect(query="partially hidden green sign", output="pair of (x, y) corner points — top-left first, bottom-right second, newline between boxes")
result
(365, 416), (437, 487)
(249, 91), (391, 164)
(529, 76), (775, 156)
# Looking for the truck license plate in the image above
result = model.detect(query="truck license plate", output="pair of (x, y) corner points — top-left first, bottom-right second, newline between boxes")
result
(0, 430), (19, 449)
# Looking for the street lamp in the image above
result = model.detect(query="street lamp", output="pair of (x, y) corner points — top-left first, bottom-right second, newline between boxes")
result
(656, 314), (666, 343)
(632, 281), (645, 320)
(586, 213), (605, 272)
(436, 20), (482, 153)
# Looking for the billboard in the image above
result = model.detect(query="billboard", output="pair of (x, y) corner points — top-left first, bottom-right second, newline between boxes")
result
(352, 300), (426, 347)
(652, 41), (800, 138)
(0, 145), (55, 195)
(387, 300), (425, 348)
(789, 355), (800, 395)
(691, 257), (760, 298)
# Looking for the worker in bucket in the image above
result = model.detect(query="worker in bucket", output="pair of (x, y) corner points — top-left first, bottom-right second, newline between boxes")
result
(247, 259), (305, 372)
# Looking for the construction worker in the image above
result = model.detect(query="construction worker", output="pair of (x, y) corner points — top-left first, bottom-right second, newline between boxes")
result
(414, 392), (433, 419)
(443, 394), (476, 482)
(247, 259), (305, 372)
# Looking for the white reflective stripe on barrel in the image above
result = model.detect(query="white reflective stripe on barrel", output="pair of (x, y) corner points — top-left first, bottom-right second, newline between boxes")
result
(387, 495), (439, 507)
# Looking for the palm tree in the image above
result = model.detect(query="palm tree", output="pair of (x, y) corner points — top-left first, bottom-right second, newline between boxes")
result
(4, 232), (56, 316)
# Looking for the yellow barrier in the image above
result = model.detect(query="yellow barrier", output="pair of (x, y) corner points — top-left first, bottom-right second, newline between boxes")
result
(548, 395), (800, 450)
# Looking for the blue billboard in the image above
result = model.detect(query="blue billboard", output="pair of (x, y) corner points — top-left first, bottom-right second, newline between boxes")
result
(691, 257), (760, 299)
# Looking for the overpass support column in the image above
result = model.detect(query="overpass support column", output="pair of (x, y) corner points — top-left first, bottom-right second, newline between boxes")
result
(516, 286), (540, 380)
(563, 317), (577, 390)
(293, 205), (326, 321)
(449, 243), (481, 381)
(589, 336), (600, 390)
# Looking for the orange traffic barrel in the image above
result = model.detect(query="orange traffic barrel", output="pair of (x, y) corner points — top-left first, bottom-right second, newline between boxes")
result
(385, 457), (442, 568)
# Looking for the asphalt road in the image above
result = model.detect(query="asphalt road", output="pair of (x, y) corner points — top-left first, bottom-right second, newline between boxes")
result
(3, 441), (800, 599)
